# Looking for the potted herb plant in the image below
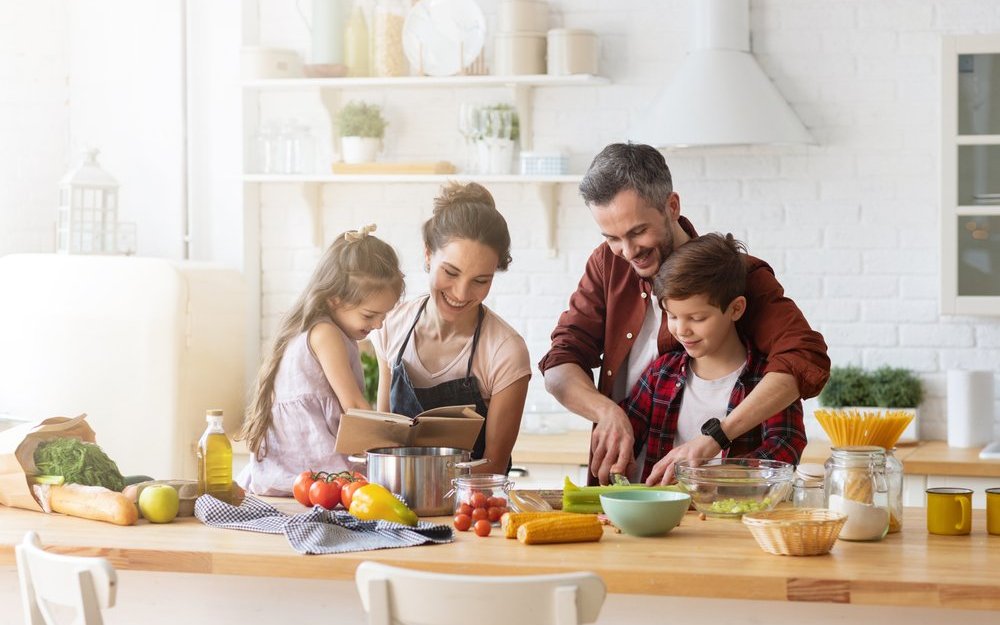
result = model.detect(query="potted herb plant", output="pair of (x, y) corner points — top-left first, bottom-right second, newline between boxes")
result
(336, 101), (388, 164)
(474, 103), (519, 174)
(818, 366), (924, 443)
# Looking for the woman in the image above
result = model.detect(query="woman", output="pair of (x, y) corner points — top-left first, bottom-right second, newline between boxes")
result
(371, 182), (531, 474)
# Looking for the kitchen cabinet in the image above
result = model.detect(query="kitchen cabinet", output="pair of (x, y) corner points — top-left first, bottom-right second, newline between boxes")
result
(941, 35), (1000, 315)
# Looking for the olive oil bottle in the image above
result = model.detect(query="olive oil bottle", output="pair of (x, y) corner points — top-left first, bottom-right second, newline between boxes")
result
(197, 409), (233, 503)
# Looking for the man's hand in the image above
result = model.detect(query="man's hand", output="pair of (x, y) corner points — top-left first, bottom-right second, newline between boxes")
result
(644, 435), (721, 486)
(590, 406), (636, 485)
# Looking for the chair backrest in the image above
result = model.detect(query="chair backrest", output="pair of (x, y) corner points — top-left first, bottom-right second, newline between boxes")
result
(355, 561), (606, 625)
(15, 531), (117, 625)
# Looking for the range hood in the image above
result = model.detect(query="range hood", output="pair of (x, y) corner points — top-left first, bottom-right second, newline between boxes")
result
(630, 0), (814, 148)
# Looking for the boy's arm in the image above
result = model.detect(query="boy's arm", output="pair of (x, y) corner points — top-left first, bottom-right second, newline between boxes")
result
(644, 372), (800, 485)
(740, 389), (807, 466)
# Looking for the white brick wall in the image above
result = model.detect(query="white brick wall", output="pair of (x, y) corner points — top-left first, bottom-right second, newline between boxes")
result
(249, 0), (1000, 436)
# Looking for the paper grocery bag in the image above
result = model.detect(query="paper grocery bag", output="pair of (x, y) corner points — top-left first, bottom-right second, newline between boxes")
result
(0, 413), (95, 512)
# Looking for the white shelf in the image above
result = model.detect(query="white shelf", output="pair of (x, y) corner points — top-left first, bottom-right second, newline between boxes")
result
(242, 174), (582, 183)
(243, 74), (608, 90)
(955, 134), (1000, 145)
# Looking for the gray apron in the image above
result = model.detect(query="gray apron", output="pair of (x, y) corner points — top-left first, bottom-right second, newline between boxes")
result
(390, 297), (509, 471)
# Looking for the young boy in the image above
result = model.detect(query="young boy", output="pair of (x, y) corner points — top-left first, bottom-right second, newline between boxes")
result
(621, 233), (807, 486)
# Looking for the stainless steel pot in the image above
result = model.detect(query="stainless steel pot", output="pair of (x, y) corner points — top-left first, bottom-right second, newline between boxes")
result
(348, 447), (487, 516)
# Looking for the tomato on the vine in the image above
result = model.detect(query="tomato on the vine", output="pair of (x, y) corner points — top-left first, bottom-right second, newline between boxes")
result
(309, 478), (342, 510)
(341, 479), (368, 510)
(292, 471), (317, 506)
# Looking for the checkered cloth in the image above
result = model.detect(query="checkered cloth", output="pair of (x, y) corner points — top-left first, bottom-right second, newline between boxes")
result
(194, 495), (454, 555)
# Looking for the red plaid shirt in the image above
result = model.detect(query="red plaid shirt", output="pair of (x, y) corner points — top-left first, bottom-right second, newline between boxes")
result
(621, 342), (806, 481)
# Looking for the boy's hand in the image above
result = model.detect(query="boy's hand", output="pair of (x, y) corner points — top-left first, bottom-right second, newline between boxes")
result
(590, 407), (635, 485)
(644, 435), (721, 486)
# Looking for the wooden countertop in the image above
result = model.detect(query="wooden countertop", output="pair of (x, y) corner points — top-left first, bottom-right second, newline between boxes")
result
(1, 502), (998, 610)
(513, 430), (1000, 478)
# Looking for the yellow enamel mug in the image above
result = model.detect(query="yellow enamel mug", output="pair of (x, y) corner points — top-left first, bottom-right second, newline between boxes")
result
(987, 488), (1000, 536)
(926, 487), (972, 535)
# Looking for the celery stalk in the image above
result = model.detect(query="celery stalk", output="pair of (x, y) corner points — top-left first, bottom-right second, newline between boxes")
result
(561, 477), (684, 513)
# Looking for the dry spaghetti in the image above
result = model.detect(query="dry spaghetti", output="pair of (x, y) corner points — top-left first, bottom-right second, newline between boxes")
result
(814, 409), (914, 450)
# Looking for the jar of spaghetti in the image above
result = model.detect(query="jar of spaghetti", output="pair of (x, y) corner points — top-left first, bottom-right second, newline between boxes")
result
(824, 446), (889, 541)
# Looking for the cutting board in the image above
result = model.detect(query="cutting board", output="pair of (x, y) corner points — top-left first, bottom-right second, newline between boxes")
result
(331, 161), (457, 175)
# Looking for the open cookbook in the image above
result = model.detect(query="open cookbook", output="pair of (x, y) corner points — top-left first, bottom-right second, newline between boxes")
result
(333, 405), (485, 454)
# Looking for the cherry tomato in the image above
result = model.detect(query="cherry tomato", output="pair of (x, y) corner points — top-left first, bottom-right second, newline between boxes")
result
(292, 471), (317, 507)
(309, 478), (342, 510)
(470, 491), (488, 509)
(341, 479), (367, 510)
(471, 507), (488, 522)
(453, 513), (472, 531)
(488, 496), (507, 509)
(487, 506), (503, 523)
(457, 503), (473, 517)
(473, 519), (491, 537)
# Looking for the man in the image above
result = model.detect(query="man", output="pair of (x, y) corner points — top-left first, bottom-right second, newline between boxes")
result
(539, 143), (829, 485)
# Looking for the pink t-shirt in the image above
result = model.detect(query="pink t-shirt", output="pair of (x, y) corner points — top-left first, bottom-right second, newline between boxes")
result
(237, 319), (362, 496)
(371, 297), (532, 403)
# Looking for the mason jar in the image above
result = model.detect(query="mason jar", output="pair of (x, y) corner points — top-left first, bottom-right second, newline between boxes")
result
(824, 446), (889, 541)
(885, 447), (904, 534)
(792, 463), (826, 508)
(450, 474), (513, 526)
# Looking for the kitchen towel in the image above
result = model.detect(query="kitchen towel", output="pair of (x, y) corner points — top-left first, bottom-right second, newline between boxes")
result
(946, 370), (995, 448)
(194, 495), (453, 555)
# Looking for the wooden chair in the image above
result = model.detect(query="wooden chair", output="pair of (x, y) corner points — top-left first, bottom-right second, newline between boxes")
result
(15, 531), (117, 625)
(355, 561), (606, 625)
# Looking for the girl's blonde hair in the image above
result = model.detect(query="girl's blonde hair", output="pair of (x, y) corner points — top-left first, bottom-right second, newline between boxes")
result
(237, 224), (404, 459)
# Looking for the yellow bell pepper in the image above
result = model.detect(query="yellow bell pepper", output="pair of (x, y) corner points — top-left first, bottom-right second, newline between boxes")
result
(348, 483), (419, 527)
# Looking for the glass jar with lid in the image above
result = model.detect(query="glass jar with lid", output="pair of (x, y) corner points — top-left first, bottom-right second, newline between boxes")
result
(450, 473), (513, 526)
(372, 0), (408, 76)
(824, 446), (889, 541)
(885, 447), (903, 533)
(792, 462), (826, 508)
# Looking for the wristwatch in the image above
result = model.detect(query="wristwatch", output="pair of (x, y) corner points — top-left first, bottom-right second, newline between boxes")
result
(700, 418), (732, 450)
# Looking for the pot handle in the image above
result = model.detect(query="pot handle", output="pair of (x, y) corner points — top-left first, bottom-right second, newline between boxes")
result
(347, 455), (368, 464)
(453, 458), (489, 470)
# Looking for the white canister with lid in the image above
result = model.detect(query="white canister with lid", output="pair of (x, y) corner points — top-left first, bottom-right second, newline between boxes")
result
(546, 29), (598, 76)
(494, 33), (546, 75)
(498, 0), (548, 33)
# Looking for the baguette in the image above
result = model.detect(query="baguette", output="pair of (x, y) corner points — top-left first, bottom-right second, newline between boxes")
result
(49, 483), (138, 526)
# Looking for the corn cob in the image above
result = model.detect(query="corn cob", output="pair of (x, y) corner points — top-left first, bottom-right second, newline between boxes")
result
(516, 514), (604, 545)
(501, 511), (570, 538)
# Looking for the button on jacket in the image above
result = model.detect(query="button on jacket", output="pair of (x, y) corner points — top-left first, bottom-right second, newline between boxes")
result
(538, 217), (831, 400)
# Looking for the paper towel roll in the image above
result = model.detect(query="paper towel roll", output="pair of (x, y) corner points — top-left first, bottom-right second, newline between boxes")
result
(947, 370), (995, 448)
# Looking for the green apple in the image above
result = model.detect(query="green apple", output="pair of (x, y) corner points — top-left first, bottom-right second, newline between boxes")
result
(138, 484), (180, 523)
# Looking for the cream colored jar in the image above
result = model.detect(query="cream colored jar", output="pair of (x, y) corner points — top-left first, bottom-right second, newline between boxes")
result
(494, 32), (546, 75)
(546, 28), (598, 76)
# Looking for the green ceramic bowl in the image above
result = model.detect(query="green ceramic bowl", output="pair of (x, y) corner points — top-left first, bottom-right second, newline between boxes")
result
(599, 490), (691, 537)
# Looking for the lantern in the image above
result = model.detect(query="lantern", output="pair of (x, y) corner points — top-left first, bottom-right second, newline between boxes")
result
(56, 149), (135, 254)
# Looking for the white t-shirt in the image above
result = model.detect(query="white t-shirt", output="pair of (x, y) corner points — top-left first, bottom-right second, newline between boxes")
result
(613, 297), (662, 403)
(371, 296), (532, 403)
(674, 363), (747, 450)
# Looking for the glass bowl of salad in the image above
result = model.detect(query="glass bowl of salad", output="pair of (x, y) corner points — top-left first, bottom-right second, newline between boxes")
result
(675, 458), (794, 518)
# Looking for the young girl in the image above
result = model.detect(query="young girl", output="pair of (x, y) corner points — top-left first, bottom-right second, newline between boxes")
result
(371, 182), (531, 476)
(237, 224), (404, 496)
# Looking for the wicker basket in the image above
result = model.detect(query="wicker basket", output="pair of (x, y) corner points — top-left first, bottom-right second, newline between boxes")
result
(742, 508), (847, 556)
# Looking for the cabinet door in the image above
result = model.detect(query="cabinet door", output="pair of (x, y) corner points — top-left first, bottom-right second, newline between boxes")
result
(942, 36), (1000, 314)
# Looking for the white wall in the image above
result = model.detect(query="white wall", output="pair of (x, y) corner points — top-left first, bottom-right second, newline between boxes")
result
(3, 0), (1000, 439)
(251, 0), (1000, 439)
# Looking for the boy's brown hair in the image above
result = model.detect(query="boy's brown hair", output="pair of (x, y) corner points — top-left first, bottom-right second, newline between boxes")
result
(653, 232), (748, 311)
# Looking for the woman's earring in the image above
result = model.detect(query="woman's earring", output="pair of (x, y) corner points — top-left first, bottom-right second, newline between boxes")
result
(424, 262), (430, 272)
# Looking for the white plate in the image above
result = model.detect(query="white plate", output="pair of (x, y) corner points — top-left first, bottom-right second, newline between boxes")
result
(403, 0), (486, 77)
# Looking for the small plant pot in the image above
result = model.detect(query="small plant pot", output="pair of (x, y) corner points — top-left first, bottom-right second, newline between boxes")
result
(341, 136), (380, 164)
